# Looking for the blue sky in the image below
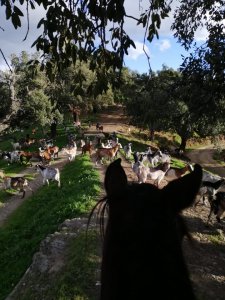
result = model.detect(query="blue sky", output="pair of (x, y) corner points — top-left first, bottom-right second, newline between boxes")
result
(0, 1), (207, 73)
(124, 38), (190, 73)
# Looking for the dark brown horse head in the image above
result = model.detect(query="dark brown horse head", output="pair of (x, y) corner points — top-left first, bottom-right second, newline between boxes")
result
(99, 158), (202, 300)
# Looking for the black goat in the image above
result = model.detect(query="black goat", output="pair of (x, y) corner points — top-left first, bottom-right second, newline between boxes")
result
(207, 191), (225, 225)
(194, 179), (225, 207)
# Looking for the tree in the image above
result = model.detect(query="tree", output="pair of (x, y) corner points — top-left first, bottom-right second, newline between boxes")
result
(171, 1), (225, 106)
(0, 1), (181, 84)
(2, 1), (223, 74)
(124, 64), (225, 151)
(0, 78), (11, 118)
(125, 67), (180, 140)
(2, 1), (225, 138)
(0, 52), (63, 131)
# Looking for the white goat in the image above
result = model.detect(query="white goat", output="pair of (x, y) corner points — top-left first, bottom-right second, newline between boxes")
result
(35, 164), (61, 187)
(11, 141), (21, 150)
(132, 152), (146, 182)
(61, 145), (77, 161)
(124, 143), (132, 159)
(202, 170), (221, 182)
(10, 150), (21, 163)
(148, 163), (170, 187)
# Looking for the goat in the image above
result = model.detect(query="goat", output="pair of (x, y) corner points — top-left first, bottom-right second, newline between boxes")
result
(11, 141), (21, 150)
(101, 140), (112, 149)
(10, 151), (21, 163)
(95, 143), (121, 165)
(24, 138), (36, 147)
(35, 164), (61, 187)
(1, 151), (20, 164)
(123, 143), (132, 159)
(158, 150), (171, 164)
(110, 137), (119, 147)
(1, 151), (11, 162)
(82, 143), (93, 155)
(46, 145), (59, 159)
(146, 149), (163, 167)
(194, 178), (225, 207)
(38, 149), (52, 165)
(89, 159), (202, 300)
(3, 176), (30, 198)
(131, 152), (145, 183)
(19, 151), (33, 166)
(61, 145), (77, 161)
(148, 162), (170, 187)
(165, 163), (193, 181)
(0, 169), (4, 179)
(132, 153), (170, 186)
(39, 138), (54, 149)
(202, 170), (221, 182)
(80, 139), (86, 149)
(96, 123), (103, 132)
(207, 191), (225, 225)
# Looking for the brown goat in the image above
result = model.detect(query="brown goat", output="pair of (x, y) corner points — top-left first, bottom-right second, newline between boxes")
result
(82, 143), (93, 155)
(95, 143), (121, 165)
(47, 146), (59, 159)
(164, 164), (193, 181)
(39, 150), (52, 164)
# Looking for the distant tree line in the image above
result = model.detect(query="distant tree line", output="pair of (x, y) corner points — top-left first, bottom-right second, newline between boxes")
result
(1, 51), (225, 150)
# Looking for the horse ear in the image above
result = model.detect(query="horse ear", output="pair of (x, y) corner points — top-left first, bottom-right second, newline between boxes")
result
(104, 158), (128, 197)
(163, 164), (202, 212)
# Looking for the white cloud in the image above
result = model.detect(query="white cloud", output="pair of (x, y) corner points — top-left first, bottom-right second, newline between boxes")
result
(194, 27), (208, 41)
(127, 41), (150, 60)
(155, 39), (171, 52)
(0, 5), (45, 68)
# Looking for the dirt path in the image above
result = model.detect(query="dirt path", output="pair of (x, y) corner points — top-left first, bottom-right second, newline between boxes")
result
(186, 146), (225, 177)
(0, 152), (78, 226)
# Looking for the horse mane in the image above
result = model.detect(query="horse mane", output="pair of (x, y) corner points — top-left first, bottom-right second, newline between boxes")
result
(89, 158), (202, 300)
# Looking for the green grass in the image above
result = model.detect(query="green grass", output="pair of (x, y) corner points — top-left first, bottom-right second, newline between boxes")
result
(0, 155), (100, 300)
(0, 166), (35, 206)
(52, 230), (101, 300)
(9, 229), (101, 300)
(206, 231), (225, 245)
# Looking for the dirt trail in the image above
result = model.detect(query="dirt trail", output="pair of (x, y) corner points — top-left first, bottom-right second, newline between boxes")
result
(0, 153), (74, 227)
(186, 146), (225, 177)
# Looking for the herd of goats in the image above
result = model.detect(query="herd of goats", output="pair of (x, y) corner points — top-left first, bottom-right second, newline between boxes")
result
(0, 131), (225, 227)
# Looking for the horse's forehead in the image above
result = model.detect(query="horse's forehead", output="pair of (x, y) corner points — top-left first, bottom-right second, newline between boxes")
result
(126, 184), (163, 204)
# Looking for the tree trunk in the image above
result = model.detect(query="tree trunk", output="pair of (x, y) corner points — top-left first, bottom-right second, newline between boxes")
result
(50, 118), (57, 138)
(179, 136), (187, 151)
(149, 128), (155, 141)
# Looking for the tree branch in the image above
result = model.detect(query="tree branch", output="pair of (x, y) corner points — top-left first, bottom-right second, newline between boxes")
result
(0, 48), (12, 73)
(124, 14), (140, 22)
(23, 1), (30, 41)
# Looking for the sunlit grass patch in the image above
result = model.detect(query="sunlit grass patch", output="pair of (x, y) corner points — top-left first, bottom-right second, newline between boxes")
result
(0, 155), (101, 300)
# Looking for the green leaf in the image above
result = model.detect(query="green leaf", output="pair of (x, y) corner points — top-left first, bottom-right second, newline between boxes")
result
(37, 18), (45, 29)
(11, 13), (21, 29)
(13, 5), (24, 17)
(5, 5), (12, 20)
